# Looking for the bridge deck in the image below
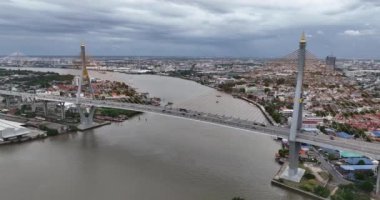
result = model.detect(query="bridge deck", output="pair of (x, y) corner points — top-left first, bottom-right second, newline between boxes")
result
(0, 90), (379, 159)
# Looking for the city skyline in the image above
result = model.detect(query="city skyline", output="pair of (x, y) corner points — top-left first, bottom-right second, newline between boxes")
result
(0, 0), (380, 58)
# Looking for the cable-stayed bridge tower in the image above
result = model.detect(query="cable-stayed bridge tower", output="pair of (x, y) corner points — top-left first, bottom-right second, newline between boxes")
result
(76, 44), (94, 101)
(76, 44), (96, 129)
(280, 33), (307, 182)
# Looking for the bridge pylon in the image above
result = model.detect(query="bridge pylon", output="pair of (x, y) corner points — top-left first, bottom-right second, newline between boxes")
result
(76, 43), (94, 102)
(59, 102), (65, 120)
(42, 101), (48, 117)
(75, 43), (97, 129)
(4, 95), (11, 108)
(31, 98), (37, 112)
(280, 32), (307, 182)
(77, 104), (96, 129)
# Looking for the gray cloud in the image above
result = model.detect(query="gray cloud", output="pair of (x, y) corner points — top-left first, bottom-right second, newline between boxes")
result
(0, 0), (379, 58)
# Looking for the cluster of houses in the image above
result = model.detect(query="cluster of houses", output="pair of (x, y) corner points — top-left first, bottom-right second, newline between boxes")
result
(324, 149), (379, 181)
(40, 76), (161, 105)
(336, 112), (380, 132)
(277, 108), (379, 182)
(281, 138), (379, 182)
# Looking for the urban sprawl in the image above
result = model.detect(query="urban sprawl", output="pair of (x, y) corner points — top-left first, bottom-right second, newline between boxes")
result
(0, 53), (380, 199)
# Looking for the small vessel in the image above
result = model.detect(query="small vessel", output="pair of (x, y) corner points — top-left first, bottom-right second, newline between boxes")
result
(275, 153), (285, 165)
(216, 95), (221, 97)
(273, 135), (282, 140)
(216, 101), (219, 103)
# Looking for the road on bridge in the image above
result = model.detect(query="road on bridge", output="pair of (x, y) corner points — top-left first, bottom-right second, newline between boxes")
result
(0, 90), (379, 160)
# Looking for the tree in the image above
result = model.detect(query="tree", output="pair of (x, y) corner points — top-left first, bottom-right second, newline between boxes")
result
(278, 149), (289, 157)
(264, 88), (271, 93)
(46, 128), (59, 136)
(331, 184), (355, 200)
(276, 78), (285, 85)
(354, 172), (365, 180)
(328, 153), (337, 160)
(357, 160), (365, 165)
(304, 173), (316, 180)
(219, 82), (235, 93)
(313, 186), (330, 198)
(358, 181), (374, 193)
(317, 125), (327, 134)
(299, 179), (318, 192)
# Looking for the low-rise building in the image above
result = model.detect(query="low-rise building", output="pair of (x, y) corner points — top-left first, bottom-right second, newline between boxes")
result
(0, 119), (30, 141)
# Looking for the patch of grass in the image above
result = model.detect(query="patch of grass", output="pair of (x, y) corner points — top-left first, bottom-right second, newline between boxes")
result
(313, 185), (330, 198)
(97, 108), (142, 118)
(331, 184), (371, 200)
(299, 179), (318, 192)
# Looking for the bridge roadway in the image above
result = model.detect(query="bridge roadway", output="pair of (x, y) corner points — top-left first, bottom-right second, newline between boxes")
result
(1, 90), (379, 160)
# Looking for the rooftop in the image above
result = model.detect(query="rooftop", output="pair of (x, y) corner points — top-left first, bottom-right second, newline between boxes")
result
(340, 151), (363, 158)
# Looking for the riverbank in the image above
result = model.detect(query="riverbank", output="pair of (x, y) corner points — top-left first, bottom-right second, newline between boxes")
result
(156, 73), (273, 125)
(0, 129), (47, 145)
(272, 163), (330, 200)
(96, 107), (142, 122)
(77, 121), (111, 131)
(238, 96), (277, 126)
(271, 179), (328, 200)
(0, 110), (107, 145)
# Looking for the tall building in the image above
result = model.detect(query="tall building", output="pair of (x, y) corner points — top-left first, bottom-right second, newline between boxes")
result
(326, 56), (336, 69)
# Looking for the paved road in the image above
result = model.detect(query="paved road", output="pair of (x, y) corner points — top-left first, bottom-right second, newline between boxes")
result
(311, 147), (351, 186)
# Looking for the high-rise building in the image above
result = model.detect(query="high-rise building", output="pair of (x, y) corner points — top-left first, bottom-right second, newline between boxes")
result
(326, 56), (336, 69)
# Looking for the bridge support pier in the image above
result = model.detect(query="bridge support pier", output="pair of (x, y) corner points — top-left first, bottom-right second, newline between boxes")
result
(59, 102), (65, 120)
(17, 96), (24, 110)
(280, 141), (305, 182)
(288, 141), (301, 176)
(376, 162), (380, 195)
(77, 104), (96, 128)
(5, 96), (10, 108)
(31, 100), (37, 112)
(43, 101), (48, 117)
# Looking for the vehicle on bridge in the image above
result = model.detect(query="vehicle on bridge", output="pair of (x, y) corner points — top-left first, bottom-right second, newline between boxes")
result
(179, 108), (188, 112)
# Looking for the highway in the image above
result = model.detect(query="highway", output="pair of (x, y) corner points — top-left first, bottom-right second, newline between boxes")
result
(311, 146), (351, 186)
(1, 90), (379, 160)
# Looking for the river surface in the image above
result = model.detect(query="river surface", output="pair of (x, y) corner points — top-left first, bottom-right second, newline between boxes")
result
(0, 68), (309, 200)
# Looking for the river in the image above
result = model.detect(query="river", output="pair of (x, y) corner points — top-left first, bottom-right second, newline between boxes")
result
(0, 68), (309, 200)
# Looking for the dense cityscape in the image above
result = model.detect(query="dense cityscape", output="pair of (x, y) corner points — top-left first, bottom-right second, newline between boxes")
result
(0, 44), (379, 199)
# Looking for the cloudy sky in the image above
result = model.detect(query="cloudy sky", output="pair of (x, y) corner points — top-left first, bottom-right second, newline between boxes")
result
(0, 0), (379, 58)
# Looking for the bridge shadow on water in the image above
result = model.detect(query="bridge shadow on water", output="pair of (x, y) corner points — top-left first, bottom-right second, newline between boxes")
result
(80, 129), (98, 149)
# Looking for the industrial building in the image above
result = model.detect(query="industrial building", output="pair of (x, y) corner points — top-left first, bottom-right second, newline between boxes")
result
(0, 119), (30, 141)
